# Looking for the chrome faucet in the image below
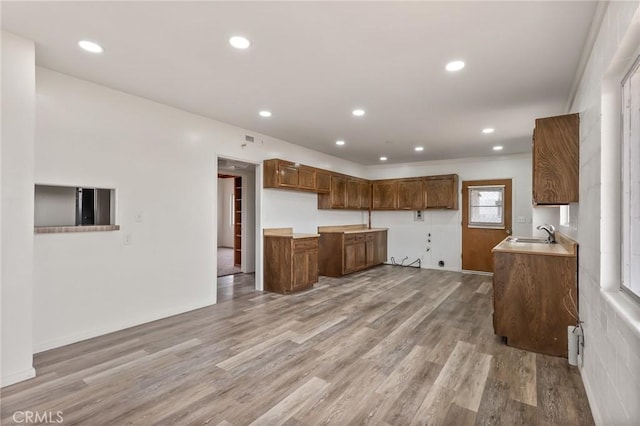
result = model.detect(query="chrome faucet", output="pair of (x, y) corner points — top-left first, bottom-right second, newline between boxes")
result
(536, 224), (556, 244)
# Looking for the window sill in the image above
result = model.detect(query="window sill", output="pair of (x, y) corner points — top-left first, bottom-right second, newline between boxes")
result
(602, 289), (640, 340)
(34, 225), (120, 234)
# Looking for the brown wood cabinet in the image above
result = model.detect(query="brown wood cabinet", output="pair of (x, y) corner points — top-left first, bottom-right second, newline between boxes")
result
(264, 159), (329, 194)
(318, 225), (387, 277)
(298, 165), (316, 191)
(233, 176), (242, 266)
(492, 233), (578, 357)
(532, 113), (579, 205)
(359, 181), (372, 209)
(346, 179), (360, 209)
(265, 158), (458, 211)
(316, 170), (331, 193)
(372, 180), (398, 210)
(264, 228), (319, 294)
(397, 178), (424, 210)
(424, 174), (458, 209)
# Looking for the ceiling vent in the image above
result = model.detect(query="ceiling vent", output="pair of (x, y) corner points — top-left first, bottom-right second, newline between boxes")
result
(245, 135), (255, 143)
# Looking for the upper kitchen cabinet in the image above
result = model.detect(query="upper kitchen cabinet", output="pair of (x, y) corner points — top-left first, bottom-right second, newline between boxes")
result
(346, 179), (361, 209)
(532, 113), (579, 205)
(424, 174), (458, 210)
(264, 159), (329, 194)
(315, 170), (331, 193)
(298, 165), (316, 191)
(359, 181), (372, 210)
(397, 178), (424, 210)
(372, 180), (398, 210)
(318, 175), (370, 210)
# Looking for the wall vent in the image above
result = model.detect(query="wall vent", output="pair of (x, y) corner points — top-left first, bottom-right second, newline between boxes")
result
(245, 135), (255, 143)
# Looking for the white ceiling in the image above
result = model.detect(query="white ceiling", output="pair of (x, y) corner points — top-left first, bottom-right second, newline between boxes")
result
(1, 1), (598, 165)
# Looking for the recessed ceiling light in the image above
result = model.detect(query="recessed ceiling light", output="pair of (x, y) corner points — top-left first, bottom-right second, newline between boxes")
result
(380, 156), (388, 161)
(352, 109), (365, 117)
(482, 128), (495, 134)
(493, 146), (503, 151)
(445, 60), (465, 72)
(259, 110), (272, 118)
(336, 140), (345, 146)
(78, 40), (103, 53)
(229, 36), (250, 49)
(415, 146), (424, 152)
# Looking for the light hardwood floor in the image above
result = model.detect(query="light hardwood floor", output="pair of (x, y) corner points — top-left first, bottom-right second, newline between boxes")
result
(1, 266), (593, 425)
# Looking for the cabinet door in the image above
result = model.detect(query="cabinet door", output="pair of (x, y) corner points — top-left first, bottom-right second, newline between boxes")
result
(372, 180), (398, 210)
(316, 171), (331, 193)
(307, 249), (319, 284)
(359, 182), (372, 210)
(346, 180), (360, 209)
(278, 163), (299, 188)
(424, 175), (458, 209)
(298, 166), (316, 191)
(375, 231), (388, 264)
(365, 233), (375, 266)
(532, 114), (579, 204)
(331, 176), (347, 208)
(398, 179), (424, 209)
(292, 250), (308, 290)
(344, 241), (366, 273)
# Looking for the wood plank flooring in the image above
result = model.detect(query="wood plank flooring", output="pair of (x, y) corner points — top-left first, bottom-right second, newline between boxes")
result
(0, 266), (594, 425)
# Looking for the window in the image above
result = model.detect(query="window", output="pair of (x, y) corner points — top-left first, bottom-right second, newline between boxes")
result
(622, 55), (640, 300)
(560, 205), (571, 226)
(468, 185), (505, 228)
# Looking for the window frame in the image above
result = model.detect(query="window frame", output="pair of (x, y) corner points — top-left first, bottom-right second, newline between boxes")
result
(467, 184), (506, 229)
(621, 54), (640, 303)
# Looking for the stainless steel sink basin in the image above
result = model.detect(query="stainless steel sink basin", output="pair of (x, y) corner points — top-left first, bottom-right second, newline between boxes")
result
(506, 236), (553, 244)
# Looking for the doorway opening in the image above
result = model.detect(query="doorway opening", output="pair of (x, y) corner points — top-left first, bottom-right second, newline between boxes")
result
(217, 158), (257, 281)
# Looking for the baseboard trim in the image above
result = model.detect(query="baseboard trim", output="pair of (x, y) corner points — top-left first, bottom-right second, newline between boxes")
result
(1, 366), (36, 388)
(579, 364), (603, 425)
(462, 269), (493, 276)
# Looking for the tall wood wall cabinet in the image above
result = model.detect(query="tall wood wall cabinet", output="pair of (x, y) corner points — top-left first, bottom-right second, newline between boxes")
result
(532, 113), (579, 205)
(234, 176), (242, 266)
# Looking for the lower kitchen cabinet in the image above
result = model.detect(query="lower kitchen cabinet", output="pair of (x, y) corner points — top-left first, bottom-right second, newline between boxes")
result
(492, 233), (578, 357)
(264, 228), (319, 294)
(318, 225), (388, 277)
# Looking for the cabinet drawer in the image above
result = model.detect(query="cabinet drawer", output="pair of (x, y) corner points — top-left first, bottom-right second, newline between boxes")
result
(355, 233), (365, 242)
(366, 233), (375, 241)
(344, 234), (356, 244)
(293, 238), (318, 251)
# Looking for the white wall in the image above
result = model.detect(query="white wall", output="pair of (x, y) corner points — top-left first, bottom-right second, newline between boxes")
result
(1, 32), (36, 386)
(217, 178), (234, 247)
(364, 154), (533, 271)
(569, 1), (640, 424)
(32, 67), (366, 352)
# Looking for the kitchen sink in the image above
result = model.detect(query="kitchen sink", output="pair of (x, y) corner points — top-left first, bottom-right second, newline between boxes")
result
(506, 236), (553, 244)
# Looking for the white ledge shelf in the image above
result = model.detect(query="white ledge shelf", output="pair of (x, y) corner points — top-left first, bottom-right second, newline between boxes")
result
(35, 225), (120, 234)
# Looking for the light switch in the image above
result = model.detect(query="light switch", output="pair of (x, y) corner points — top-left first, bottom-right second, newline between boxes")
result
(517, 216), (526, 223)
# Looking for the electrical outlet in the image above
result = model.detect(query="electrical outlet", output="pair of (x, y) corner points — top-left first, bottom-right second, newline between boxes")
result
(517, 216), (526, 223)
(414, 210), (424, 222)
